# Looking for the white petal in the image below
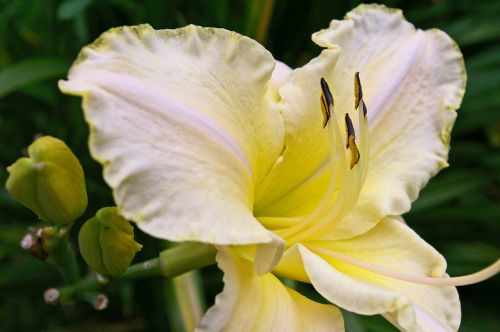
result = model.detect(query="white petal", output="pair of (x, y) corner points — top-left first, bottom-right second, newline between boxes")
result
(312, 4), (466, 238)
(59, 25), (285, 265)
(197, 248), (344, 332)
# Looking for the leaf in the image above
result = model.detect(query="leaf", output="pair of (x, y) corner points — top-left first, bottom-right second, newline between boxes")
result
(57, 0), (93, 20)
(445, 15), (500, 47)
(410, 205), (500, 224)
(18, 82), (58, 105)
(443, 242), (500, 275)
(465, 69), (500, 98)
(0, 58), (69, 98)
(341, 310), (367, 332)
(244, 0), (275, 43)
(467, 45), (500, 71)
(405, 2), (450, 24)
(0, 263), (55, 287)
(410, 171), (490, 213)
(344, 310), (396, 332)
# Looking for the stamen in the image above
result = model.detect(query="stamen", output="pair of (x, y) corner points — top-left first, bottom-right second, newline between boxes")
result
(347, 136), (360, 169)
(344, 113), (355, 148)
(320, 94), (330, 128)
(279, 78), (346, 243)
(308, 244), (500, 287)
(320, 78), (333, 128)
(357, 99), (369, 188)
(279, 77), (365, 243)
(354, 72), (363, 110)
(345, 114), (360, 169)
(355, 72), (369, 188)
(321, 77), (334, 107)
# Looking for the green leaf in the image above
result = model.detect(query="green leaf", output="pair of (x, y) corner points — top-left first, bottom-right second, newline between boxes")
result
(57, 0), (93, 20)
(244, 0), (275, 43)
(410, 205), (500, 224)
(0, 58), (69, 98)
(18, 82), (58, 105)
(342, 309), (396, 332)
(342, 310), (367, 332)
(446, 18), (500, 47)
(468, 46), (500, 71)
(444, 242), (500, 275)
(454, 108), (500, 137)
(405, 2), (450, 24)
(0, 262), (55, 287)
(411, 171), (490, 213)
(465, 69), (500, 97)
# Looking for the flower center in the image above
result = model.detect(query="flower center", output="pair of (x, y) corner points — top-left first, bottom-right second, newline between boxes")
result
(275, 73), (370, 246)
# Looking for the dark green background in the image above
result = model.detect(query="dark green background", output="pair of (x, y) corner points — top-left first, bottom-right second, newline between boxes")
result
(0, 0), (498, 331)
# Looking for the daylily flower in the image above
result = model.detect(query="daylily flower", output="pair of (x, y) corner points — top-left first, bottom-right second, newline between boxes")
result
(59, 4), (499, 331)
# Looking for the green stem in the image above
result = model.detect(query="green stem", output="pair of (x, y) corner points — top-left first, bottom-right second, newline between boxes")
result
(159, 242), (216, 277)
(80, 290), (108, 310)
(122, 257), (162, 279)
(48, 234), (80, 284)
(58, 273), (107, 302)
(55, 243), (216, 303)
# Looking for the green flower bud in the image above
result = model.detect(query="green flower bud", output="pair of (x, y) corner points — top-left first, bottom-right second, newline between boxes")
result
(79, 207), (142, 277)
(6, 136), (87, 225)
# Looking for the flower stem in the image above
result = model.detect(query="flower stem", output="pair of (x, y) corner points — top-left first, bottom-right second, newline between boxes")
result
(159, 242), (216, 277)
(46, 229), (80, 284)
(57, 273), (107, 302)
(51, 242), (216, 305)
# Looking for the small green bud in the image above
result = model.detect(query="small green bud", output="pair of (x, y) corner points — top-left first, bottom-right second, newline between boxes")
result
(6, 136), (87, 225)
(79, 207), (142, 277)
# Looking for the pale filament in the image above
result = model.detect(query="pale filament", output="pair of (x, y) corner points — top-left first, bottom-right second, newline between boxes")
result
(278, 104), (346, 243)
(278, 83), (350, 243)
(307, 244), (500, 287)
(280, 75), (369, 245)
(318, 112), (355, 229)
(356, 99), (369, 196)
(313, 99), (369, 234)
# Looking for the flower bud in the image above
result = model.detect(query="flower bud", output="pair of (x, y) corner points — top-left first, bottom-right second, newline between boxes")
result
(79, 207), (142, 277)
(6, 136), (87, 225)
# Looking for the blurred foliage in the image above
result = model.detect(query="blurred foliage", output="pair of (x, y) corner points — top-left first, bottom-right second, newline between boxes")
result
(0, 0), (498, 331)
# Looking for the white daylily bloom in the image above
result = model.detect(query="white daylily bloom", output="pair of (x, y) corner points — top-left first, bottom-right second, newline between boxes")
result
(60, 3), (499, 332)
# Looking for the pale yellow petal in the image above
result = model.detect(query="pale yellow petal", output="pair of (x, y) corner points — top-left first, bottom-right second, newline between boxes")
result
(312, 4), (466, 239)
(59, 25), (285, 262)
(296, 217), (460, 332)
(197, 248), (344, 332)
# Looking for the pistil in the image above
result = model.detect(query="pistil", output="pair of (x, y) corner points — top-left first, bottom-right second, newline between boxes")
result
(307, 244), (500, 287)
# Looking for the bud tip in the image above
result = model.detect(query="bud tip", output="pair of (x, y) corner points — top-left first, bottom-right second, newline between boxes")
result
(44, 288), (60, 305)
